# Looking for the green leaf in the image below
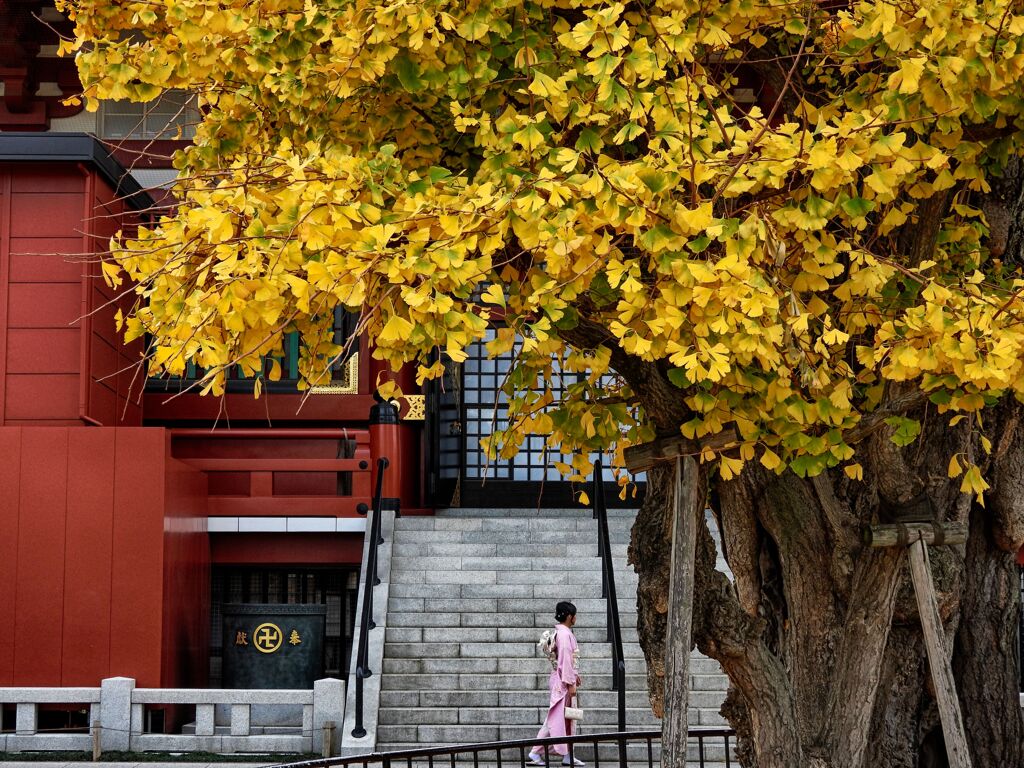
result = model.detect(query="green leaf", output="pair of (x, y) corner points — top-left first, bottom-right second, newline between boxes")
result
(589, 272), (617, 307)
(784, 18), (807, 35)
(552, 306), (579, 330)
(427, 166), (452, 184)
(667, 368), (690, 388)
(789, 453), (828, 478)
(971, 90), (998, 119)
(575, 128), (604, 153)
(638, 223), (678, 253)
(687, 235), (711, 253)
(841, 197), (875, 218)
(392, 53), (423, 92)
(637, 168), (669, 195)
(884, 416), (922, 447)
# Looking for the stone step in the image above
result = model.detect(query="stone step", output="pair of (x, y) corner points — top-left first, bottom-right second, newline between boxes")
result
(377, 706), (660, 726)
(377, 725), (668, 744)
(392, 530), (633, 545)
(385, 585), (638, 610)
(379, 690), (660, 709)
(376, 510), (731, 756)
(381, 609), (636, 630)
(390, 574), (608, 592)
(377, 733), (729, 763)
(397, 519), (601, 532)
(373, 757), (729, 768)
(689, 656), (725, 675)
(383, 625), (642, 645)
(392, 556), (605, 572)
(372, 759), (727, 768)
(372, 754), (730, 768)
(381, 673), (651, 692)
(381, 656), (652, 676)
(379, 641), (649, 666)
(387, 573), (634, 589)
(437, 508), (638, 519)
(393, 543), (606, 558)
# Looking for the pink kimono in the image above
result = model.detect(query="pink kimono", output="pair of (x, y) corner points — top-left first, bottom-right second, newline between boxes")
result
(531, 623), (580, 757)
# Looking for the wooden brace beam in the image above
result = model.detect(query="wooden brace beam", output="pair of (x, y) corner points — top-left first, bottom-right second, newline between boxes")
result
(624, 428), (738, 473)
(863, 522), (967, 548)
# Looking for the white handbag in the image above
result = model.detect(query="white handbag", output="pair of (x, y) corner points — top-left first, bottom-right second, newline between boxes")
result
(564, 694), (584, 722)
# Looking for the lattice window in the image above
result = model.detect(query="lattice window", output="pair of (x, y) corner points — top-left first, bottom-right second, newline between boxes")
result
(99, 90), (200, 140)
(461, 327), (618, 482)
(146, 307), (359, 394)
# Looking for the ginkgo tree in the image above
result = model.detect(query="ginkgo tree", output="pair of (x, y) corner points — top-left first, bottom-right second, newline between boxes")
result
(61, 0), (1024, 764)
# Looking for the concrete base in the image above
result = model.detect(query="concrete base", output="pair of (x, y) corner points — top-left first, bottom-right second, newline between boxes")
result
(212, 703), (304, 728)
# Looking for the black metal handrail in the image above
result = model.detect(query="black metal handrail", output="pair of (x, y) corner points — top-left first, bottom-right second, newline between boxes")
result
(270, 728), (735, 768)
(351, 457), (389, 739)
(592, 458), (627, 744)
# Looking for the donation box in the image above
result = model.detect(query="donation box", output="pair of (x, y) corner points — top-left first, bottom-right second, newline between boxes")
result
(222, 604), (327, 689)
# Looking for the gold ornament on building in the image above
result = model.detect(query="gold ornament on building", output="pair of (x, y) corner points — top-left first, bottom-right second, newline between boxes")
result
(253, 622), (283, 654)
(401, 394), (426, 421)
(309, 353), (360, 395)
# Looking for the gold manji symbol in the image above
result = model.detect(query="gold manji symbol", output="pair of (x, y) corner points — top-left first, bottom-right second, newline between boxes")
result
(253, 622), (283, 653)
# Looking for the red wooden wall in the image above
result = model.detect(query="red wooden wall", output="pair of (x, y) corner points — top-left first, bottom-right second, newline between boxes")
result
(162, 457), (211, 687)
(83, 171), (144, 426)
(0, 426), (209, 687)
(0, 163), (141, 428)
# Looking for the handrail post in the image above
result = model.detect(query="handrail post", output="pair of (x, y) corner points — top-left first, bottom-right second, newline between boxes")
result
(351, 455), (389, 739)
(592, 458), (627, 749)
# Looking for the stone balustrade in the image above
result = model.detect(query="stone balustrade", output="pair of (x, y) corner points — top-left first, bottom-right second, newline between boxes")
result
(0, 677), (344, 757)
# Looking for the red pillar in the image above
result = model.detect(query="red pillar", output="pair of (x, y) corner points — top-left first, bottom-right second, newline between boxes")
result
(368, 348), (420, 512)
(369, 397), (401, 512)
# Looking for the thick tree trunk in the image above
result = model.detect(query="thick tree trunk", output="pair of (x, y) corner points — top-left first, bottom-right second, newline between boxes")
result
(627, 410), (1024, 768)
(954, 502), (1024, 766)
(613, 129), (1024, 768)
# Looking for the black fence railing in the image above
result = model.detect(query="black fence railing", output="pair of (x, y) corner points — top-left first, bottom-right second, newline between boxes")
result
(592, 458), (627, 747)
(351, 457), (389, 739)
(269, 728), (735, 768)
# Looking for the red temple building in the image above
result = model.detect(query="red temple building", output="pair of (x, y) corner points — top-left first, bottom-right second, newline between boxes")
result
(0, 0), (598, 704)
(0, 0), (1021, 756)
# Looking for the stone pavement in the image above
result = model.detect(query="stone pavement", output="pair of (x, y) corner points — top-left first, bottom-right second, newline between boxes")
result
(0, 765), (278, 768)
(0, 763), (276, 768)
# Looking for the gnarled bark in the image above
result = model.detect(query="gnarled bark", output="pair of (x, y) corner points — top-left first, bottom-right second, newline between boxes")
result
(626, 403), (1024, 768)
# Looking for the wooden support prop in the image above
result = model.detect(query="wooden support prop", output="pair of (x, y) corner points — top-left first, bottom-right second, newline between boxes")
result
(907, 539), (973, 768)
(662, 456), (701, 768)
(867, 521), (972, 768)
(624, 428), (738, 473)
(323, 720), (336, 758)
(863, 522), (967, 548)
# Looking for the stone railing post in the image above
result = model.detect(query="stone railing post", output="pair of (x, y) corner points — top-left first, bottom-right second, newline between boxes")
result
(313, 678), (344, 756)
(15, 702), (37, 735)
(99, 677), (135, 752)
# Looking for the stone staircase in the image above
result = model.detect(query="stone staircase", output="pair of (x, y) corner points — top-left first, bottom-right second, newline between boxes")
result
(375, 507), (732, 766)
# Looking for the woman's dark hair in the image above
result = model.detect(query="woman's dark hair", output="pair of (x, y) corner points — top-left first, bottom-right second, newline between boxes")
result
(555, 601), (577, 622)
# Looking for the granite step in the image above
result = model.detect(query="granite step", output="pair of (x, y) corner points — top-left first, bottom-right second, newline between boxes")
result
(375, 510), (730, 757)
(438, 508), (638, 519)
(383, 625), (642, 645)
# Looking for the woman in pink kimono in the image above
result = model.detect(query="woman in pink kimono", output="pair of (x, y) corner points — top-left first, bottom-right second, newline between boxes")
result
(528, 601), (584, 766)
